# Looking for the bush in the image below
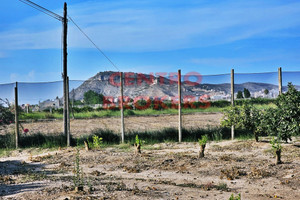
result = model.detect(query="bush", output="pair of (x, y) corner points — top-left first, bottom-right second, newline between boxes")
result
(222, 104), (265, 142)
(0, 104), (14, 125)
(222, 83), (300, 143)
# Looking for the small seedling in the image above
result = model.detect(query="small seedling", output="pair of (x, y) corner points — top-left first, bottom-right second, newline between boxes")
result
(135, 135), (142, 154)
(270, 137), (282, 164)
(92, 135), (103, 149)
(229, 193), (241, 200)
(198, 135), (208, 158)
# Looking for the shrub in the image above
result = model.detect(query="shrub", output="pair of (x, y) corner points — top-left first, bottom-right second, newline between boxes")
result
(0, 104), (14, 125)
(275, 83), (300, 142)
(198, 135), (208, 158)
(270, 137), (282, 164)
(92, 135), (103, 149)
(229, 193), (241, 200)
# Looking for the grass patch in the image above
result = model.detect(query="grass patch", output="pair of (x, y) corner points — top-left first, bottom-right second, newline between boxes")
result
(20, 102), (276, 121)
(0, 127), (254, 150)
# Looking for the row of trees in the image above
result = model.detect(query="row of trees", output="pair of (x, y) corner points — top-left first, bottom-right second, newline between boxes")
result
(236, 88), (269, 99)
(222, 83), (300, 143)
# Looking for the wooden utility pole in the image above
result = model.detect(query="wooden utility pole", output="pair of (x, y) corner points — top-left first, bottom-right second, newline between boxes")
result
(231, 69), (235, 140)
(120, 72), (125, 143)
(66, 76), (70, 146)
(278, 67), (282, 95)
(62, 3), (70, 146)
(178, 69), (182, 143)
(14, 82), (19, 149)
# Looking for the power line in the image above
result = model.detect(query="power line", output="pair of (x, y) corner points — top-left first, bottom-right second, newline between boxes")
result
(68, 15), (120, 72)
(19, 0), (63, 21)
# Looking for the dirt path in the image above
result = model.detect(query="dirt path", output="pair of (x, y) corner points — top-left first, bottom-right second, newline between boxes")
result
(1, 139), (300, 199)
(1, 113), (223, 137)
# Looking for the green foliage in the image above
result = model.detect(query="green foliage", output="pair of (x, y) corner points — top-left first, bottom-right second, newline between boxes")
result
(221, 106), (241, 127)
(237, 91), (244, 99)
(275, 83), (300, 142)
(229, 193), (241, 200)
(264, 89), (269, 95)
(0, 104), (14, 125)
(83, 90), (104, 105)
(124, 109), (135, 116)
(270, 137), (282, 151)
(222, 104), (264, 141)
(243, 88), (251, 98)
(92, 135), (103, 149)
(0, 133), (15, 149)
(135, 135), (141, 145)
(223, 84), (300, 142)
(198, 135), (208, 146)
(262, 83), (300, 142)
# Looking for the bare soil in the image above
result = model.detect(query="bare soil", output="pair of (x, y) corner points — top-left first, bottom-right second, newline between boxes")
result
(1, 139), (300, 200)
(0, 113), (223, 137)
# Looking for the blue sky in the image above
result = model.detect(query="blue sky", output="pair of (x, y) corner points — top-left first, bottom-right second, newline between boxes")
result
(1, 0), (300, 85)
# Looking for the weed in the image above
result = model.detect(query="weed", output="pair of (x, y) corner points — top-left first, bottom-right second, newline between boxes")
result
(216, 182), (228, 191)
(220, 167), (246, 180)
(229, 193), (241, 200)
(92, 135), (103, 149)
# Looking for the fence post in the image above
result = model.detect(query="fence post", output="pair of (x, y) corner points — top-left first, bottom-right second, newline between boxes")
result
(120, 72), (125, 143)
(231, 69), (235, 140)
(14, 82), (19, 149)
(278, 67), (282, 95)
(178, 69), (182, 143)
(66, 76), (70, 147)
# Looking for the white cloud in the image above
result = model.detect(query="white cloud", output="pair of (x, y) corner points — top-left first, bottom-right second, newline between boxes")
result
(1, 0), (300, 52)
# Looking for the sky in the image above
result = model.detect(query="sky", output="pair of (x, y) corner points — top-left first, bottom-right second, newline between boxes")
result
(1, 0), (300, 86)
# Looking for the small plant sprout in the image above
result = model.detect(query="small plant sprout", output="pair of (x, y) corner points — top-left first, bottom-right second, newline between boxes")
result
(198, 135), (208, 158)
(92, 135), (103, 149)
(134, 135), (142, 154)
(229, 193), (241, 200)
(270, 137), (282, 164)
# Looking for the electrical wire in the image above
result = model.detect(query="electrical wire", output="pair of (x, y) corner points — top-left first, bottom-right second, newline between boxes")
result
(19, 0), (63, 21)
(68, 15), (120, 72)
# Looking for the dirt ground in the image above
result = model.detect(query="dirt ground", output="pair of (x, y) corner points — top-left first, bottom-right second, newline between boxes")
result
(1, 139), (300, 200)
(0, 113), (223, 137)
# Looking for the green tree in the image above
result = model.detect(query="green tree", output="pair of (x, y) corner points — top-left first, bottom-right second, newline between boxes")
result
(264, 89), (269, 95)
(236, 91), (244, 99)
(243, 88), (251, 98)
(83, 90), (104, 105)
(222, 104), (263, 142)
(274, 83), (300, 142)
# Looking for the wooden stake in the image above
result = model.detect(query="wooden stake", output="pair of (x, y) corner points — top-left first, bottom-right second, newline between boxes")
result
(67, 76), (70, 147)
(231, 69), (235, 140)
(120, 72), (125, 143)
(62, 3), (69, 146)
(14, 82), (19, 149)
(278, 67), (282, 95)
(178, 69), (182, 143)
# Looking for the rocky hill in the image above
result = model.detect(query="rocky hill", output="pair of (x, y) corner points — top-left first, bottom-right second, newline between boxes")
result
(70, 71), (286, 100)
